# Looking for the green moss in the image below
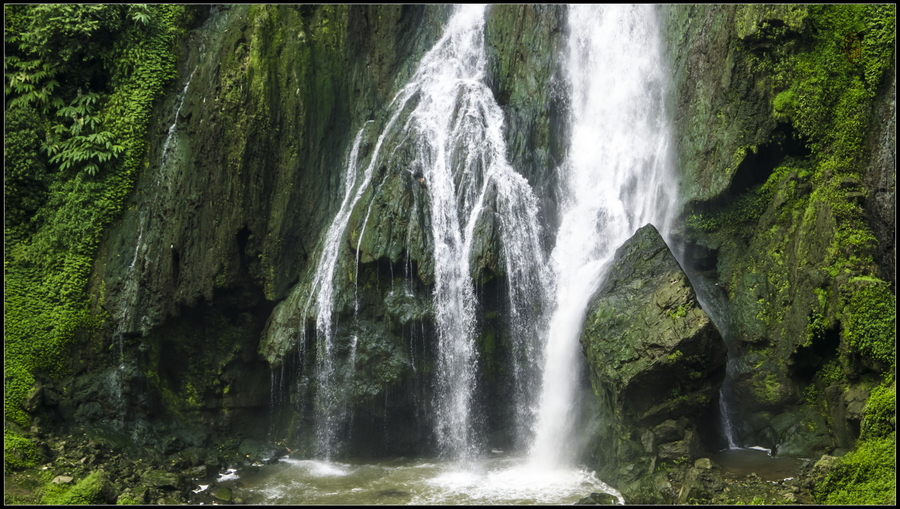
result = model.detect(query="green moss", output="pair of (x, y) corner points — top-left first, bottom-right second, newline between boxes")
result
(686, 183), (771, 233)
(861, 378), (895, 440)
(815, 432), (896, 505)
(4, 429), (41, 473)
(40, 471), (108, 505)
(666, 350), (684, 363)
(842, 280), (895, 367)
(666, 305), (689, 320)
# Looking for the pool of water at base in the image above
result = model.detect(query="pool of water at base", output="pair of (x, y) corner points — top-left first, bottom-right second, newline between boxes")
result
(709, 448), (809, 481)
(230, 454), (622, 505)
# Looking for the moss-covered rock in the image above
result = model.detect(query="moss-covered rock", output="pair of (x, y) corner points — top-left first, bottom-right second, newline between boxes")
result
(580, 224), (727, 502)
(671, 5), (895, 468)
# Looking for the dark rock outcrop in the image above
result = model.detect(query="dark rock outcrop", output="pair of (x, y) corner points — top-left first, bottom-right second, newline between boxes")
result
(580, 224), (727, 503)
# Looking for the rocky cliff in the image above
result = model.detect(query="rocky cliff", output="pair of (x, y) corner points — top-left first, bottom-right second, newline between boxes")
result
(5, 3), (894, 505)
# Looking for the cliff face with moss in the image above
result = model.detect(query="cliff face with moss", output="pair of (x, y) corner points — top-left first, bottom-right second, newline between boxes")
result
(561, 5), (894, 503)
(665, 3), (894, 454)
(5, 4), (894, 505)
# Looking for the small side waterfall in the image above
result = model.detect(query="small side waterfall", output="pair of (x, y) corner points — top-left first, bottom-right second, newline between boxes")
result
(529, 4), (678, 467)
(686, 271), (741, 449)
(110, 68), (196, 422)
(301, 4), (548, 461)
(159, 69), (195, 182)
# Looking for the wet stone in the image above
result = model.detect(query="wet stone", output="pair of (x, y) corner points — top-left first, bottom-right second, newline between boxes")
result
(694, 458), (716, 469)
(576, 492), (619, 505)
(52, 475), (74, 484)
(214, 487), (233, 502)
(143, 469), (184, 489)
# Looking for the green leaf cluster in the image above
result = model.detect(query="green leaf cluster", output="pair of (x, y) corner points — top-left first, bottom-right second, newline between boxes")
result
(4, 4), (189, 434)
(842, 281), (896, 367)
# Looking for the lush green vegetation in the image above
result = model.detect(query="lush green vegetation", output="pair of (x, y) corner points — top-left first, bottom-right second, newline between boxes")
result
(39, 471), (109, 505)
(685, 182), (770, 233)
(815, 431), (896, 504)
(3, 428), (41, 473)
(4, 4), (190, 468)
(843, 281), (896, 368)
(686, 5), (895, 504)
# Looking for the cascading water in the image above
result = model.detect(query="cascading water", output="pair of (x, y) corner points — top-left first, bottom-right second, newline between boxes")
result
(159, 68), (195, 184)
(249, 4), (681, 503)
(529, 4), (678, 467)
(686, 273), (741, 449)
(301, 4), (548, 461)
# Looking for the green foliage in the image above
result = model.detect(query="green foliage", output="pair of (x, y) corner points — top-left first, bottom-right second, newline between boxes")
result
(802, 383), (819, 405)
(4, 429), (41, 473)
(666, 305), (689, 320)
(40, 471), (108, 505)
(686, 184), (771, 233)
(760, 5), (894, 166)
(819, 359), (844, 386)
(815, 432), (896, 505)
(861, 378), (895, 440)
(4, 104), (49, 233)
(4, 4), (189, 427)
(842, 281), (896, 367)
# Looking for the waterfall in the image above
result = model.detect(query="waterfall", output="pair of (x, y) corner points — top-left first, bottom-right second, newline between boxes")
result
(301, 4), (548, 461)
(529, 4), (678, 466)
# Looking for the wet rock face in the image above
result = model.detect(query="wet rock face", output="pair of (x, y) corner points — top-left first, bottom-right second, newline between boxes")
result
(484, 4), (568, 233)
(864, 72), (896, 287)
(580, 224), (727, 502)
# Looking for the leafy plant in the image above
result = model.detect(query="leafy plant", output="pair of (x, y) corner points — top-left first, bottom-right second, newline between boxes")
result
(4, 4), (189, 430)
(861, 378), (895, 440)
(843, 282), (895, 367)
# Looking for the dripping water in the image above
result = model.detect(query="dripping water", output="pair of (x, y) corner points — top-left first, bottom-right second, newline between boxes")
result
(110, 68), (196, 424)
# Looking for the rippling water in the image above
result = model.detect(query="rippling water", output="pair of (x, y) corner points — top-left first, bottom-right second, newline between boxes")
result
(235, 455), (621, 505)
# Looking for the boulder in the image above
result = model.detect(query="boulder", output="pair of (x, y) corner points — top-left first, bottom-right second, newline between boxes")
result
(580, 224), (727, 501)
(576, 491), (619, 505)
(142, 469), (185, 490)
(213, 487), (232, 502)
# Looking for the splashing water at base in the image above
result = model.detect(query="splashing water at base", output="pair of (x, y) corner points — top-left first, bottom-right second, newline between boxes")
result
(237, 456), (622, 505)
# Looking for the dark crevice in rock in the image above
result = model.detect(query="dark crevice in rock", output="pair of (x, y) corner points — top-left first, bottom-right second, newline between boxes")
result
(791, 326), (840, 381)
(690, 122), (812, 218)
(171, 247), (181, 284)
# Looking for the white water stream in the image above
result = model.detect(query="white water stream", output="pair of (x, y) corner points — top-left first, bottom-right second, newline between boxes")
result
(529, 4), (678, 466)
(254, 4), (677, 503)
(302, 4), (548, 461)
